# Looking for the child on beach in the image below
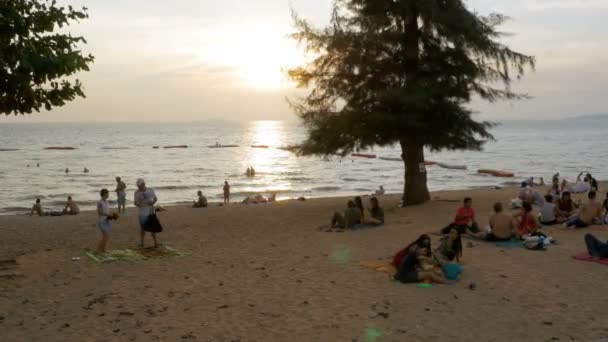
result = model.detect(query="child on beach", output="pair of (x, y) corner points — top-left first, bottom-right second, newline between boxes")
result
(441, 250), (462, 281)
(96, 189), (117, 254)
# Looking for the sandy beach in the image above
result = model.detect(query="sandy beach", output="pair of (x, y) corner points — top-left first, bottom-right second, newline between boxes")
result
(1, 184), (607, 342)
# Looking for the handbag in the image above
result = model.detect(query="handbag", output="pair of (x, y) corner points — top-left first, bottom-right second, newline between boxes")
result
(143, 207), (163, 233)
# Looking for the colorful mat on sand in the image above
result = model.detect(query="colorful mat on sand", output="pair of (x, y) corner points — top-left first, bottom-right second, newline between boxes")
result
(495, 239), (524, 249)
(85, 245), (188, 263)
(572, 252), (608, 266)
(359, 260), (396, 274)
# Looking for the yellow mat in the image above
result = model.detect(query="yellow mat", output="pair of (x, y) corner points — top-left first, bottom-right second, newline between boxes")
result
(359, 260), (396, 274)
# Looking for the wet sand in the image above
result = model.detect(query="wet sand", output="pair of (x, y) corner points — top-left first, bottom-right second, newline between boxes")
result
(1, 184), (607, 341)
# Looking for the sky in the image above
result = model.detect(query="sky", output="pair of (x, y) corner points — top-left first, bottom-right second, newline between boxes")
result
(3, 0), (607, 123)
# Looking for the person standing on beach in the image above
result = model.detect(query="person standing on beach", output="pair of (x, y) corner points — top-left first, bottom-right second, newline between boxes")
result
(96, 189), (115, 254)
(223, 181), (230, 204)
(115, 177), (127, 213)
(134, 178), (159, 247)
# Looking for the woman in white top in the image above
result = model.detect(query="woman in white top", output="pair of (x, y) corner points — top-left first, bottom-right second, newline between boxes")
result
(134, 178), (158, 248)
(97, 189), (112, 254)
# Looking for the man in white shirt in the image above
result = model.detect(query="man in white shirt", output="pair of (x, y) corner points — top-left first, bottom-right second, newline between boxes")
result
(134, 178), (158, 247)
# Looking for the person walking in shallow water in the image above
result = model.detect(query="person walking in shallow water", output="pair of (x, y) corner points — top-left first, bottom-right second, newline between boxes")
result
(223, 181), (230, 204)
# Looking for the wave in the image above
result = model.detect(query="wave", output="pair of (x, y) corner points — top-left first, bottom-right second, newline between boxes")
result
(311, 186), (341, 192)
(283, 177), (313, 181)
(343, 178), (360, 182)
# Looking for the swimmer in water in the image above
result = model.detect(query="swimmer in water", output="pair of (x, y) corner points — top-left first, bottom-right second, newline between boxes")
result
(84, 167), (89, 173)
(65, 168), (70, 174)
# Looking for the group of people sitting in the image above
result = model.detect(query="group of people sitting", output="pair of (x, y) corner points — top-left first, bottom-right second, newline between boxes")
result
(30, 196), (81, 216)
(330, 196), (384, 229)
(392, 232), (463, 284)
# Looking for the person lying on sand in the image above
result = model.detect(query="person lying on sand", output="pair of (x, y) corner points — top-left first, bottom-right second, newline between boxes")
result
(565, 191), (604, 228)
(331, 200), (361, 229)
(435, 228), (463, 264)
(468, 202), (516, 242)
(192, 191), (208, 208)
(584, 233), (608, 259)
(394, 246), (445, 284)
(440, 197), (479, 235)
(30, 198), (44, 216)
(62, 196), (80, 215)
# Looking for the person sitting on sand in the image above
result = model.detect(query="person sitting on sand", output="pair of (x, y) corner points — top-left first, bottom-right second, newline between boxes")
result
(394, 246), (445, 284)
(355, 196), (365, 219)
(391, 234), (431, 268)
(540, 195), (559, 225)
(331, 200), (362, 229)
(441, 250), (462, 281)
(375, 186), (385, 196)
(586, 173), (599, 192)
(565, 191), (604, 228)
(192, 191), (208, 208)
(368, 197), (384, 224)
(435, 227), (463, 263)
(469, 202), (516, 242)
(515, 201), (540, 238)
(584, 233), (608, 259)
(557, 191), (577, 219)
(62, 196), (80, 215)
(441, 197), (479, 235)
(269, 193), (276, 202)
(539, 177), (545, 186)
(30, 198), (44, 216)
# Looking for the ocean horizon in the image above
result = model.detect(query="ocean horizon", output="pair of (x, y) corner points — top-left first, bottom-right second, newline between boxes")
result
(0, 118), (606, 215)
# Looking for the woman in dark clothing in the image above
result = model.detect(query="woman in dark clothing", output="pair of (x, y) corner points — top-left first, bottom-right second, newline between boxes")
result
(394, 247), (445, 284)
(391, 234), (431, 268)
(355, 196), (365, 220)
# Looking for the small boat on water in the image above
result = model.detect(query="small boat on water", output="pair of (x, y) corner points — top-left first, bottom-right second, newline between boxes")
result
(378, 157), (402, 161)
(163, 145), (188, 149)
(0, 148), (19, 152)
(251, 145), (269, 149)
(352, 153), (376, 159)
(44, 147), (76, 150)
(436, 162), (467, 170)
(208, 144), (239, 148)
(478, 169), (514, 178)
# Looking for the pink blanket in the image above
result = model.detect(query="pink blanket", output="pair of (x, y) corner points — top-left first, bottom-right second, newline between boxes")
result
(573, 252), (608, 266)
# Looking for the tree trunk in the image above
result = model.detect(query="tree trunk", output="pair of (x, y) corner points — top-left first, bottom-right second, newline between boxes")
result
(400, 140), (430, 206)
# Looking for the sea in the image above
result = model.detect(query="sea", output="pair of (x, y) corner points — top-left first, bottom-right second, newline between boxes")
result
(0, 117), (606, 215)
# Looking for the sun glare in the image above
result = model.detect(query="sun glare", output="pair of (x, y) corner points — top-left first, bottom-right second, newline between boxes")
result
(197, 22), (305, 90)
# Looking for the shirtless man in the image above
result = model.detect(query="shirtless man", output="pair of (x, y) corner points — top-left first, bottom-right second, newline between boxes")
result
(469, 202), (516, 241)
(62, 196), (80, 215)
(566, 191), (604, 228)
(192, 191), (208, 208)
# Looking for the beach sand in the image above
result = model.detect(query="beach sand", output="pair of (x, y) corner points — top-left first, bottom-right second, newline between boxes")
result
(1, 184), (607, 341)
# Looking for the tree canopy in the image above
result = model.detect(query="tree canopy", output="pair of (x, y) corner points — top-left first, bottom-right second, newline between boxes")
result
(288, 0), (535, 205)
(0, 0), (94, 115)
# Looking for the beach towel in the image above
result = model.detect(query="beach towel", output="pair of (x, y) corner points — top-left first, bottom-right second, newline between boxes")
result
(359, 260), (396, 274)
(85, 245), (188, 263)
(572, 252), (608, 266)
(495, 239), (524, 249)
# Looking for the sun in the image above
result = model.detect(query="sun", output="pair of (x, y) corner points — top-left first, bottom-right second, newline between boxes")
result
(197, 22), (304, 90)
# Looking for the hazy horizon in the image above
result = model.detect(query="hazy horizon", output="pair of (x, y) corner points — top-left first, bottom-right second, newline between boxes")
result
(2, 0), (607, 123)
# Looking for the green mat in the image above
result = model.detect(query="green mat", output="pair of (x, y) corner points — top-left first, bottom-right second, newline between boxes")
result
(85, 246), (188, 263)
